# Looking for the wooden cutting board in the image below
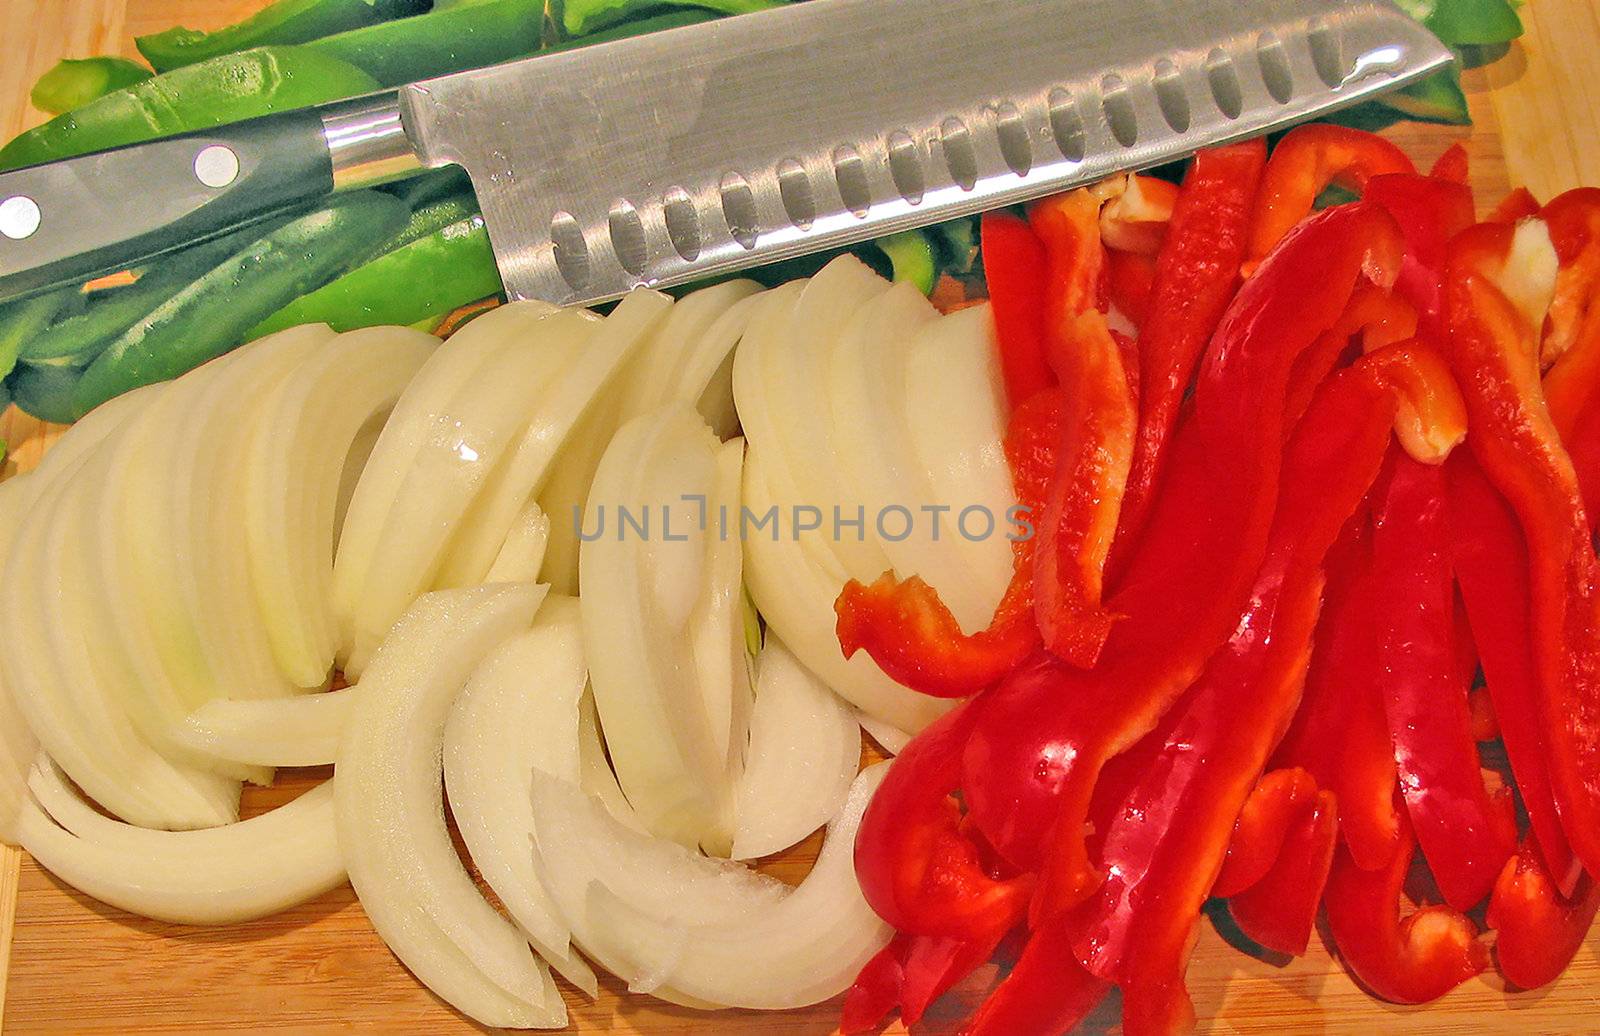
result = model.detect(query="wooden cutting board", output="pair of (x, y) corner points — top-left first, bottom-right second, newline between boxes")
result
(4, 1), (1600, 1032)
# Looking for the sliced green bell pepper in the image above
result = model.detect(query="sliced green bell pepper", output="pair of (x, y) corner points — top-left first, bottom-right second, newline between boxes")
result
(136, 0), (429, 73)
(29, 57), (152, 115)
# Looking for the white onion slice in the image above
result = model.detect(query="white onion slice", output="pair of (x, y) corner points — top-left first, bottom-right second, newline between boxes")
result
(438, 290), (672, 594)
(182, 690), (353, 768)
(742, 443), (952, 734)
(341, 309), (582, 676)
(0, 478), (42, 841)
(19, 758), (342, 924)
(443, 595), (597, 994)
(335, 583), (563, 1029)
(855, 709), (913, 756)
(730, 637), (861, 860)
(579, 405), (739, 853)
(577, 689), (646, 833)
(689, 438), (754, 784)
(540, 764), (892, 1009)
(682, 292), (765, 441)
(244, 325), (435, 688)
(903, 304), (1014, 627)
(485, 503), (552, 584)
(332, 301), (562, 655)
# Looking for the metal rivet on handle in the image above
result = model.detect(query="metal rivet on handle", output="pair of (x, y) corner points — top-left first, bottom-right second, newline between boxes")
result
(0, 195), (40, 240)
(194, 144), (240, 188)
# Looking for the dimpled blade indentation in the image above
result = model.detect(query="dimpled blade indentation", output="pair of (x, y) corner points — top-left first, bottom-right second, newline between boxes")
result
(1154, 59), (1191, 133)
(550, 210), (591, 289)
(720, 171), (760, 250)
(1048, 87), (1087, 162)
(939, 116), (978, 191)
(1206, 47), (1245, 119)
(1100, 73), (1139, 147)
(607, 199), (647, 275)
(1257, 30), (1295, 103)
(777, 158), (816, 230)
(887, 130), (925, 205)
(992, 102), (1033, 176)
(832, 144), (872, 218)
(663, 187), (701, 262)
(1307, 18), (1346, 88)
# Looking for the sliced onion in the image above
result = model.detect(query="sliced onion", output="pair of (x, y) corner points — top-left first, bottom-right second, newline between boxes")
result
(577, 688), (647, 833)
(244, 326), (435, 688)
(437, 290), (673, 595)
(903, 304), (1013, 627)
(339, 307), (583, 676)
(538, 763), (892, 1009)
(0, 478), (41, 841)
(485, 502), (552, 584)
(19, 757), (342, 924)
(855, 709), (912, 756)
(182, 690), (353, 768)
(442, 595), (597, 994)
(335, 582), (563, 1028)
(579, 405), (741, 853)
(730, 636), (860, 860)
(683, 292), (765, 441)
(742, 443), (952, 734)
(689, 438), (755, 783)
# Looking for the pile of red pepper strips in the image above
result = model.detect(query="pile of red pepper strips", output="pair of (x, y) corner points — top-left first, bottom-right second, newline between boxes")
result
(832, 123), (1600, 1035)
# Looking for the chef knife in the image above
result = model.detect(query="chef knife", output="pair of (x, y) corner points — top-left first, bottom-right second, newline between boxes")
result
(0, 0), (1450, 307)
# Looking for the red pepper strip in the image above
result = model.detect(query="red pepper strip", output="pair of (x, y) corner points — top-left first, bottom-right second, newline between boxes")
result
(1539, 189), (1600, 435)
(1270, 514), (1405, 870)
(833, 390), (1060, 697)
(1487, 835), (1600, 990)
(1284, 284), (1419, 431)
(1323, 813), (1489, 1004)
(960, 922), (1111, 1036)
(1487, 187), (1542, 225)
(1112, 140), (1267, 571)
(1445, 451), (1581, 892)
(1468, 687), (1500, 741)
(1107, 248), (1157, 328)
(1364, 172), (1476, 335)
(1245, 125), (1415, 273)
(981, 211), (1054, 408)
(1445, 221), (1600, 881)
(961, 203), (1405, 896)
(1430, 143), (1470, 185)
(1100, 174), (1180, 255)
(839, 930), (1004, 1033)
(1212, 768), (1319, 898)
(1065, 346), (1453, 1034)
(853, 702), (1034, 941)
(1029, 190), (1134, 668)
(1227, 789), (1339, 956)
(1372, 453), (1517, 911)
(1567, 398), (1600, 520)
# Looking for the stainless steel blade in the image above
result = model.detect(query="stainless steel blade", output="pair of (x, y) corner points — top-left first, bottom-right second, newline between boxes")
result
(400, 0), (1449, 306)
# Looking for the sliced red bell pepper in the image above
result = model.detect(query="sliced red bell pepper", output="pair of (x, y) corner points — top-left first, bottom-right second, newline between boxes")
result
(1227, 788), (1339, 956)
(959, 922), (1111, 1036)
(839, 930), (1003, 1033)
(1444, 220), (1600, 882)
(852, 702), (1033, 942)
(1100, 173), (1180, 255)
(1212, 768), (1319, 898)
(1486, 836), (1600, 990)
(1284, 284), (1418, 431)
(1107, 247), (1157, 328)
(1113, 140), (1267, 568)
(1567, 397), (1600, 520)
(1062, 345), (1458, 1033)
(1246, 125), (1415, 273)
(960, 204), (1405, 902)
(1444, 451), (1581, 893)
(1487, 187), (1541, 225)
(1372, 452), (1517, 911)
(1430, 142), (1470, 185)
(833, 389), (1060, 697)
(1323, 814), (1489, 1004)
(1364, 171), (1476, 334)
(1029, 190), (1135, 668)
(1539, 188), (1600, 436)
(1270, 515), (1405, 871)
(981, 210), (1054, 408)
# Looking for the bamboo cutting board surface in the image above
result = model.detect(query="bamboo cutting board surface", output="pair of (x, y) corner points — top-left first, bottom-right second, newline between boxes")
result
(3, 1), (1600, 1032)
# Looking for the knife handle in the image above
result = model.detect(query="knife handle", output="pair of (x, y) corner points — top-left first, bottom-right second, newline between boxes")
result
(0, 93), (421, 302)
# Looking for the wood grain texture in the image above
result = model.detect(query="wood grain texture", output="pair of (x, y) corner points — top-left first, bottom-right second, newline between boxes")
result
(1, 0), (1598, 1033)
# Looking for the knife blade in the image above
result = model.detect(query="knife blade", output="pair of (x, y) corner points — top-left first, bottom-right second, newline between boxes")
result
(0, 0), (1450, 307)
